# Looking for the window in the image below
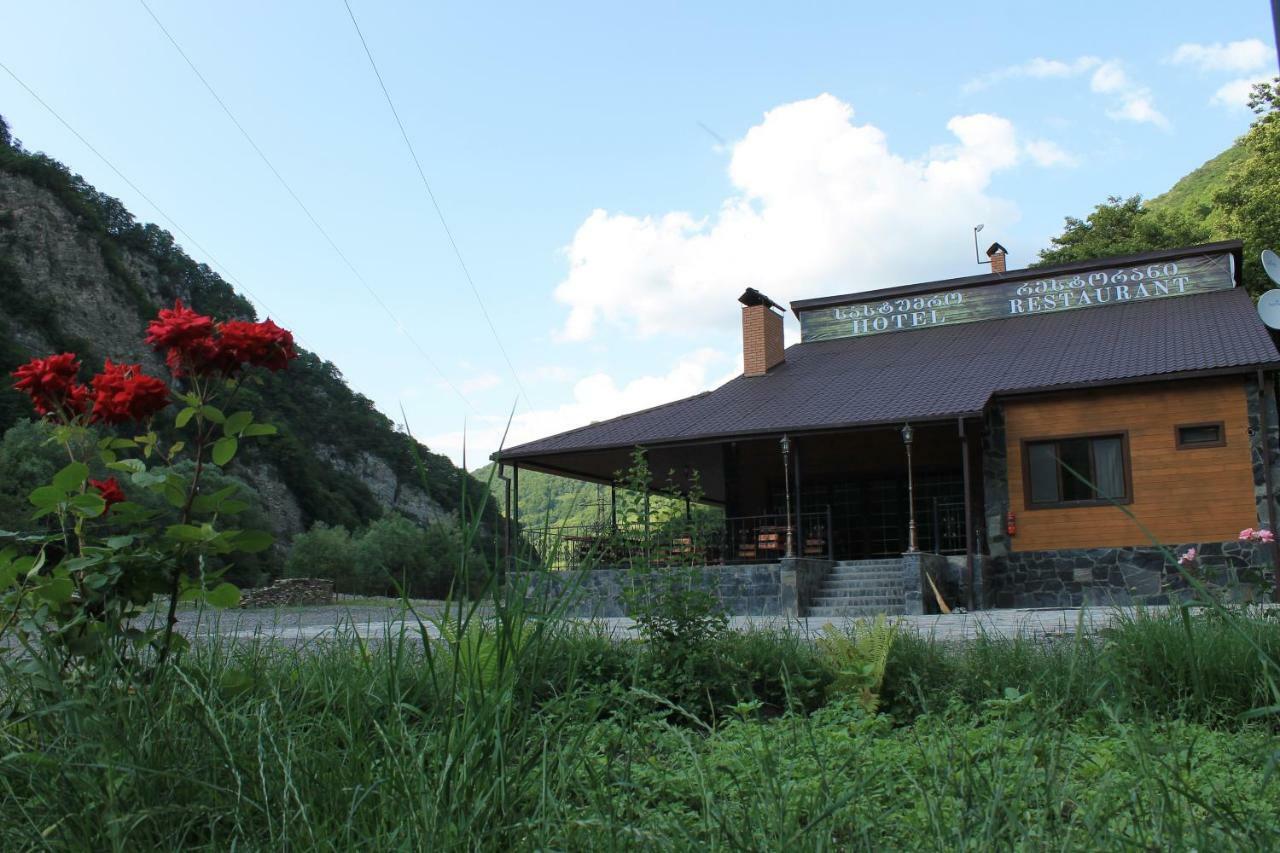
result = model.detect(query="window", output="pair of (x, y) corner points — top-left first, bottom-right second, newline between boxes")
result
(1176, 422), (1225, 449)
(1023, 433), (1130, 508)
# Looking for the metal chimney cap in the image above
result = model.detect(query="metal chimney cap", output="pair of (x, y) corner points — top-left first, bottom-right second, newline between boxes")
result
(739, 287), (785, 312)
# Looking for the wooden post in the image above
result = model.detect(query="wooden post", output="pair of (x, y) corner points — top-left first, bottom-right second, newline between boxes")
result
(959, 417), (976, 611)
(610, 480), (617, 530)
(511, 463), (520, 573)
(501, 463), (512, 580)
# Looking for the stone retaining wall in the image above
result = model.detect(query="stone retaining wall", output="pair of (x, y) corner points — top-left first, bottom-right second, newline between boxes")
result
(241, 578), (335, 608)
(990, 540), (1268, 608)
(509, 561), (835, 618)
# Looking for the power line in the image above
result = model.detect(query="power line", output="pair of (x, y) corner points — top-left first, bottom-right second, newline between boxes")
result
(341, 0), (533, 409)
(0, 59), (287, 329)
(137, 0), (475, 412)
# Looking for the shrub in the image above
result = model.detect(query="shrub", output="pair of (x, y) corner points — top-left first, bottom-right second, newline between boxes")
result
(284, 522), (359, 589)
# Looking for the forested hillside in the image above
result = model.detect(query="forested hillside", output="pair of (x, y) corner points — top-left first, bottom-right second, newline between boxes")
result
(0, 113), (501, 579)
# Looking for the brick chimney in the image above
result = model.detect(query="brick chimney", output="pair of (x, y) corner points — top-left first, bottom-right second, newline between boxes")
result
(987, 242), (1009, 274)
(739, 288), (785, 377)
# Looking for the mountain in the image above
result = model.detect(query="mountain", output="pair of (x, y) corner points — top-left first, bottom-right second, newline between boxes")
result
(1146, 141), (1247, 229)
(0, 113), (500, 553)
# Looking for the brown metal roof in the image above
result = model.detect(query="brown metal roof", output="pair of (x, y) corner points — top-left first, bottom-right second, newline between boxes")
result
(497, 286), (1280, 461)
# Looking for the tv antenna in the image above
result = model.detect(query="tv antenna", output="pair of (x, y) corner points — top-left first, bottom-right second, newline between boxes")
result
(973, 224), (989, 266)
(1256, 249), (1280, 330)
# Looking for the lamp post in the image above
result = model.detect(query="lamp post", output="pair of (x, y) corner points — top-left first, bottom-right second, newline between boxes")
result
(902, 423), (919, 553)
(780, 434), (795, 558)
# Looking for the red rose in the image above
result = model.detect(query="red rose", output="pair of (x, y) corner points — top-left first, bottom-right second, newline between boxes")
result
(146, 300), (232, 378)
(89, 360), (171, 424)
(89, 477), (126, 513)
(145, 300), (215, 350)
(218, 319), (297, 372)
(11, 353), (91, 418)
(163, 335), (241, 379)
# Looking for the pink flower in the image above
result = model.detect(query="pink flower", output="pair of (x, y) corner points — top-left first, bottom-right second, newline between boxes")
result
(1239, 528), (1255, 541)
(1178, 548), (1197, 566)
(1259, 529), (1275, 544)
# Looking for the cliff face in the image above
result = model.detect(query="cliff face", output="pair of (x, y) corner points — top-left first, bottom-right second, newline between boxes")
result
(0, 128), (496, 545)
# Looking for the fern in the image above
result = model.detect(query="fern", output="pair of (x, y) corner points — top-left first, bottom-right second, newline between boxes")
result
(815, 615), (900, 713)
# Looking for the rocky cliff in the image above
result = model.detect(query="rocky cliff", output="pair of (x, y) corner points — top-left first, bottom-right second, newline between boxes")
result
(0, 115), (499, 547)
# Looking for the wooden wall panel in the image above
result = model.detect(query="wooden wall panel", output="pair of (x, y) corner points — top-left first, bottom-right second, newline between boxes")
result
(1003, 378), (1258, 550)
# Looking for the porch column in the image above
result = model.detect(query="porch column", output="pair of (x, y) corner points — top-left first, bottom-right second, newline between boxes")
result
(793, 438), (803, 558)
(511, 463), (520, 573)
(959, 417), (976, 611)
(502, 463), (512, 580)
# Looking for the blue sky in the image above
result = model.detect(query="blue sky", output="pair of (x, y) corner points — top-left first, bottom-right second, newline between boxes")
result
(2, 1), (1276, 466)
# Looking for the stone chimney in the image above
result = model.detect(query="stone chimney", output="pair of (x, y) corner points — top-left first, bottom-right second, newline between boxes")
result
(987, 242), (1009, 274)
(739, 288), (785, 377)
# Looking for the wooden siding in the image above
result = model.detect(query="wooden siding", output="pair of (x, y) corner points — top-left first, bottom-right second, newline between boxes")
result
(1003, 378), (1258, 550)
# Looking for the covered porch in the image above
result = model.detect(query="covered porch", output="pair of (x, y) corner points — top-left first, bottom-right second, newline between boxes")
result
(497, 417), (986, 612)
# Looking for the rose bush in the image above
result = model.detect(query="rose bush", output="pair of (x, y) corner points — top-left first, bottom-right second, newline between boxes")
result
(0, 301), (296, 675)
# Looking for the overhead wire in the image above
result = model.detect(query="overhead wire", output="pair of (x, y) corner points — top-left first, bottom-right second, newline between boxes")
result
(0, 59), (288, 331)
(341, 0), (533, 409)
(136, 0), (475, 412)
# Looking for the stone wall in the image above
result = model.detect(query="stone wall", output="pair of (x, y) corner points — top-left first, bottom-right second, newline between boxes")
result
(510, 563), (795, 618)
(901, 552), (950, 614)
(780, 557), (834, 617)
(990, 540), (1268, 608)
(1246, 375), (1280, 532)
(241, 578), (335, 608)
(981, 406), (1011, 560)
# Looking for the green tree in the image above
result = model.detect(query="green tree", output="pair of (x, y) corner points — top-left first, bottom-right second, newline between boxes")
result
(0, 420), (74, 537)
(1215, 77), (1280, 295)
(1034, 195), (1211, 269)
(284, 523), (359, 590)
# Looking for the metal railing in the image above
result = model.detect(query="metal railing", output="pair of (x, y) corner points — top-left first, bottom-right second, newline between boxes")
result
(517, 508), (833, 571)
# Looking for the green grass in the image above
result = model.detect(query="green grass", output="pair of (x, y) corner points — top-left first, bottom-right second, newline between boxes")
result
(2, 598), (1280, 849)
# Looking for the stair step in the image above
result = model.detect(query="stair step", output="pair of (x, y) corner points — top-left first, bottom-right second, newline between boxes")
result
(824, 571), (906, 584)
(807, 605), (906, 618)
(834, 560), (903, 568)
(811, 595), (904, 607)
(826, 570), (902, 580)
(824, 584), (906, 591)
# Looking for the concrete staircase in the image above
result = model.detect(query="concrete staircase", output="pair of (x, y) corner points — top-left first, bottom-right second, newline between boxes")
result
(806, 559), (906, 618)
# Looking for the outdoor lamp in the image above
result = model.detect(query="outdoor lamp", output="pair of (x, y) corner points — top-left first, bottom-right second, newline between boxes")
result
(780, 434), (794, 557)
(902, 423), (918, 552)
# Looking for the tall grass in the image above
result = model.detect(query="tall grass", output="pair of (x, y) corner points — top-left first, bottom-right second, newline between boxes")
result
(2, 598), (1280, 848)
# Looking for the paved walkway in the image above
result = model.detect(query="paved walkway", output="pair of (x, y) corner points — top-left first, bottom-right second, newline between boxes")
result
(178, 603), (1139, 645)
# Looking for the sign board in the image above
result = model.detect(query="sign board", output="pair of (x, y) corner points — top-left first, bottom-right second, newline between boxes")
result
(798, 252), (1236, 343)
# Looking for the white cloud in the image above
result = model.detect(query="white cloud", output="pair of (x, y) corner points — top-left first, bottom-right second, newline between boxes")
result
(1211, 74), (1275, 109)
(1170, 39), (1272, 73)
(553, 94), (1065, 343)
(965, 56), (1168, 128)
(962, 56), (1101, 93)
(428, 348), (734, 463)
(1088, 61), (1169, 128)
(1025, 138), (1078, 167)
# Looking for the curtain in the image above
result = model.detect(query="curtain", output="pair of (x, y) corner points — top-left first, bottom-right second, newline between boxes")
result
(1092, 437), (1125, 498)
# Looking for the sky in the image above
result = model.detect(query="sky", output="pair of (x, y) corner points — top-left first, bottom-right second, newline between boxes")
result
(1, 1), (1277, 468)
